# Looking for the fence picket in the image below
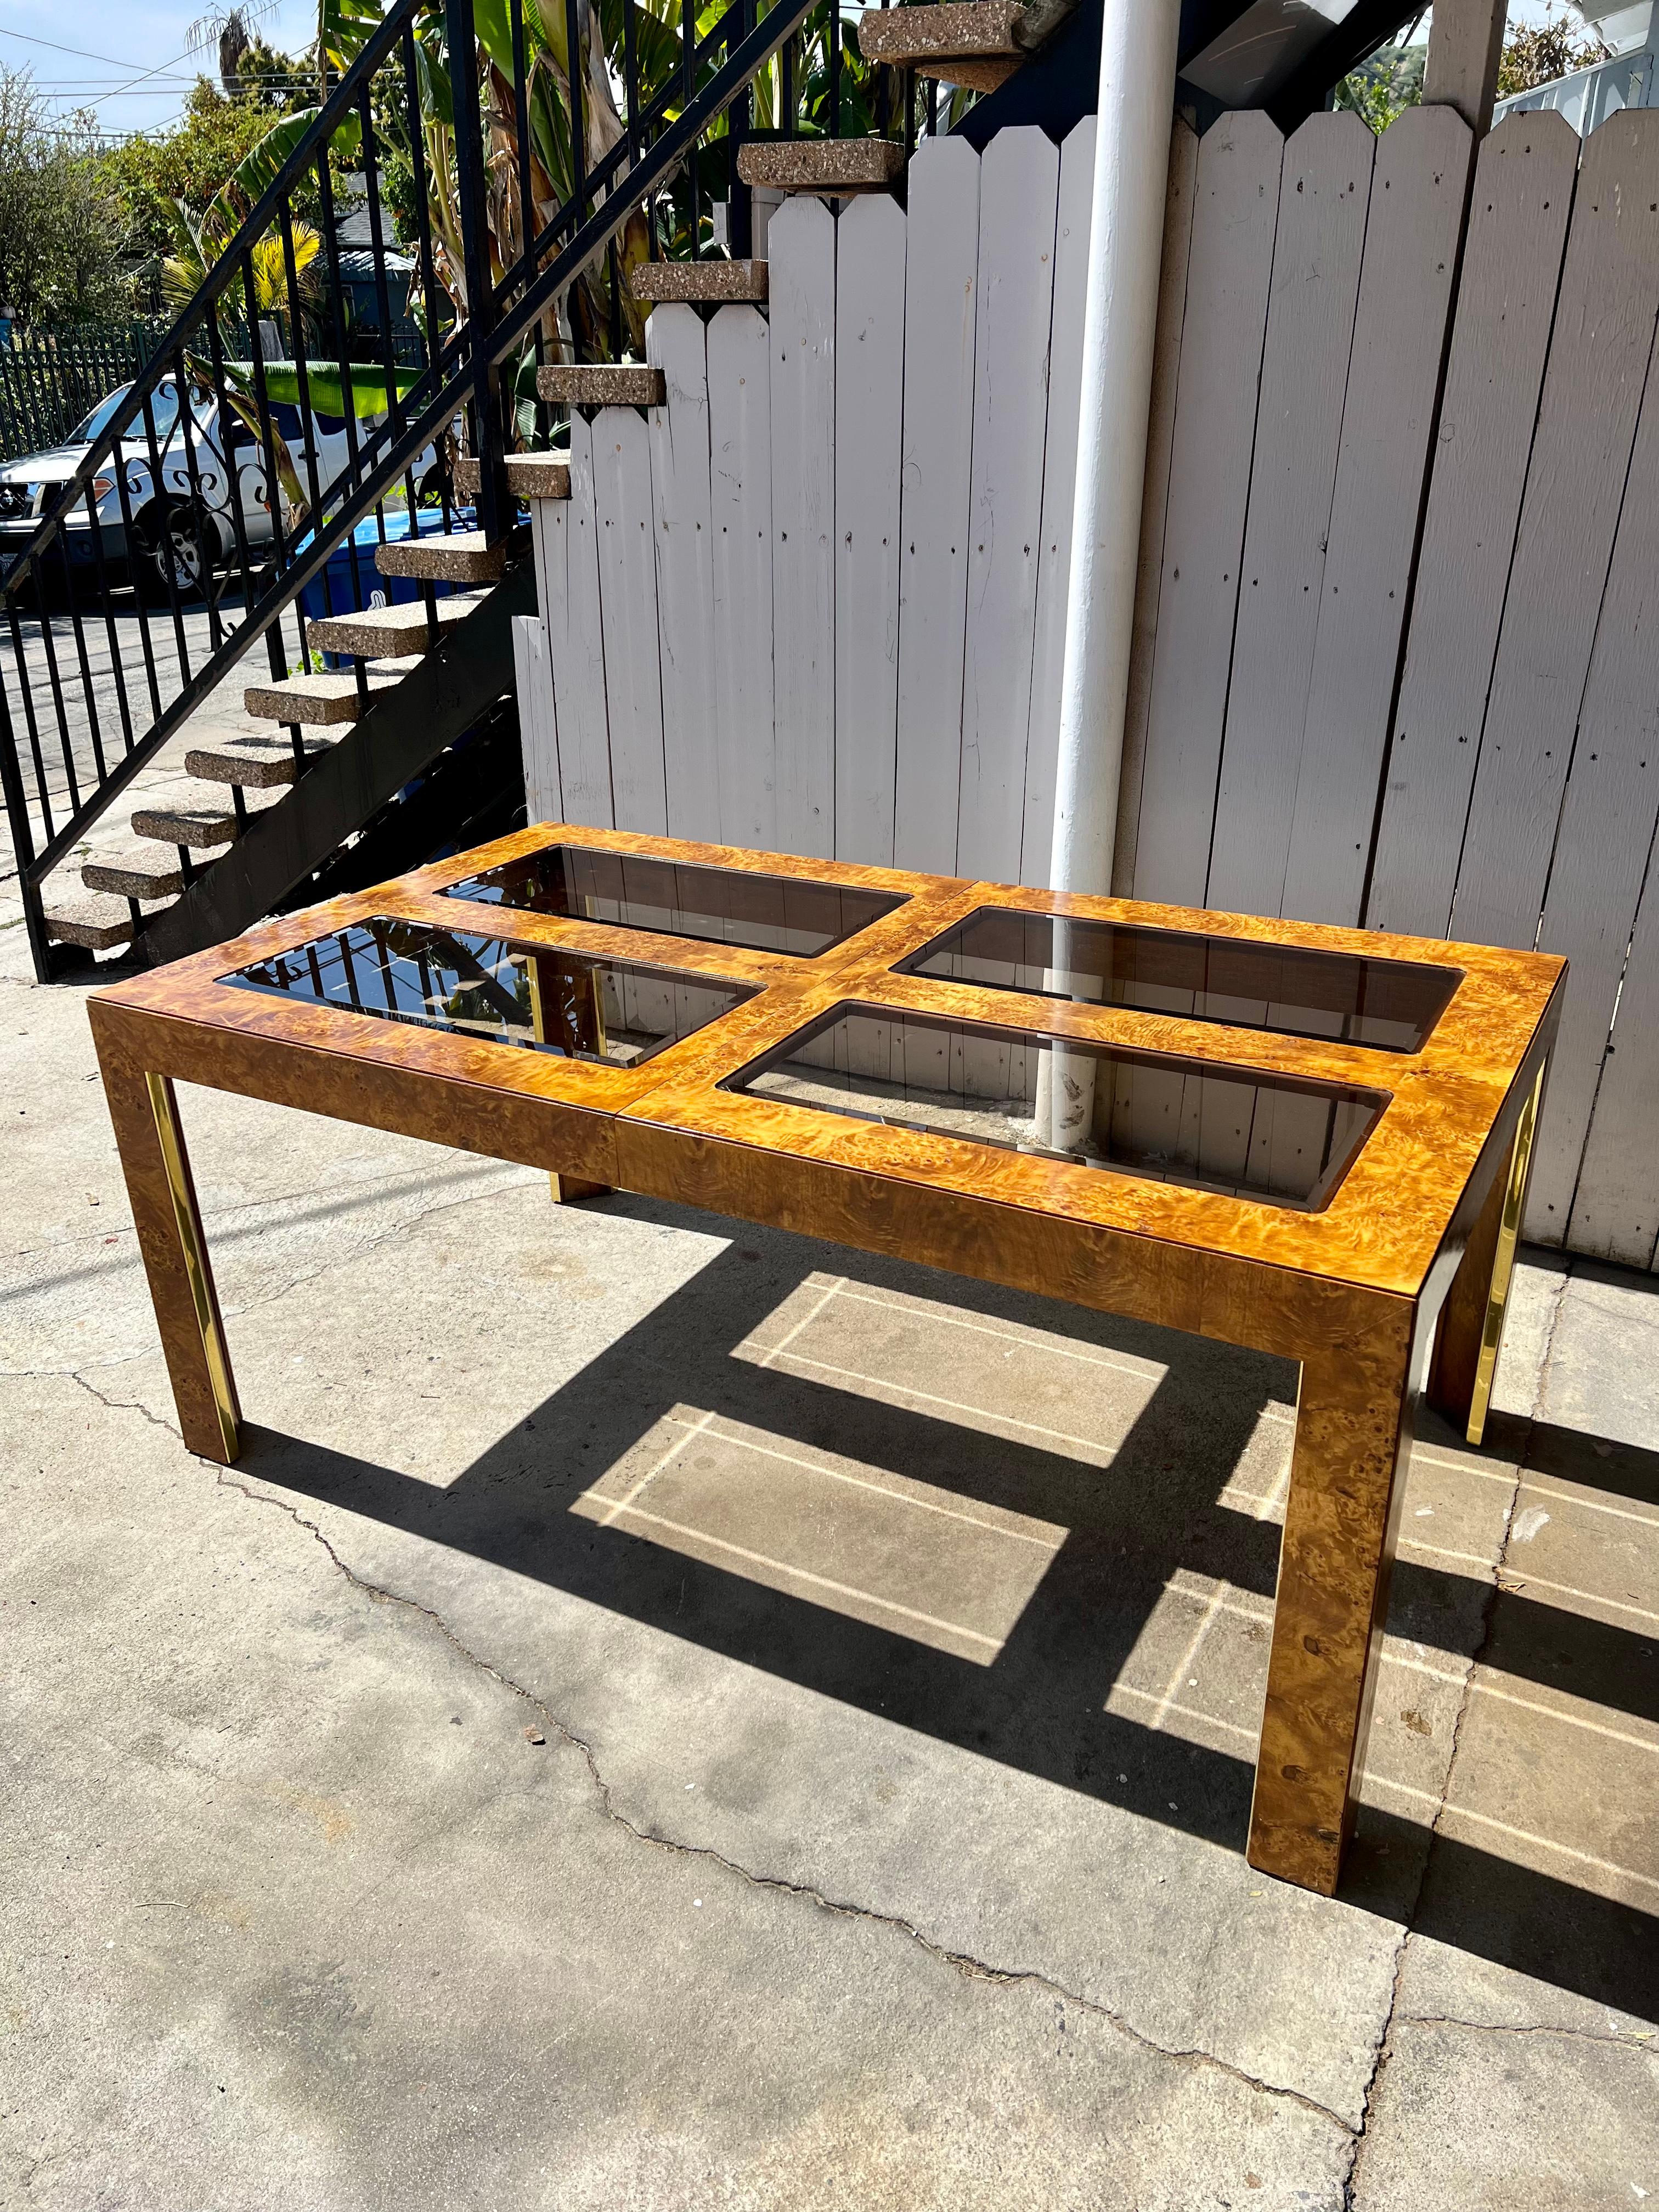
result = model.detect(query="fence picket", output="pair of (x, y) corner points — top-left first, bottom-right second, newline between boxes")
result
(512, 609), (562, 823)
(1278, 105), (1473, 930)
(1023, 116), (1105, 890)
(834, 193), (907, 867)
(893, 136), (981, 876)
(1205, 111), (1376, 922)
(1568, 851), (1659, 1267)
(955, 125), (1060, 886)
(1114, 111), (1284, 1173)
(1526, 366), (1659, 1241)
(647, 304), (721, 842)
(592, 405), (669, 836)
(1365, 112), (1581, 938)
(542, 414), (614, 827)
(770, 196), (838, 859)
(1199, 112), (1374, 1193)
(1130, 110), (1284, 907)
(708, 304), (776, 850)
(1109, 113), (1193, 897)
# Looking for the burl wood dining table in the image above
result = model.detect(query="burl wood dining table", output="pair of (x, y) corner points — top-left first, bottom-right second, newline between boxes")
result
(89, 823), (1564, 1898)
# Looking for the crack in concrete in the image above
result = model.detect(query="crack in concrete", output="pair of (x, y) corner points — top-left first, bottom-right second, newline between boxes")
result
(68, 1367), (184, 1442)
(212, 1458), (1358, 2143)
(1396, 2013), (1652, 2049)
(4, 1163), (537, 1308)
(5, 1179), (557, 1388)
(1341, 1286), (1573, 2210)
(2, 1160), (522, 1270)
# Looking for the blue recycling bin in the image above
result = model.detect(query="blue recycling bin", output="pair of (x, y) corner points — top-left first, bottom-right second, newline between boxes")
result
(296, 503), (476, 658)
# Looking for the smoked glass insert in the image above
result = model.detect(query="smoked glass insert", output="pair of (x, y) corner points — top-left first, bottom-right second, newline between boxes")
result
(726, 1005), (1387, 1211)
(442, 843), (906, 957)
(222, 918), (755, 1064)
(901, 909), (1457, 1054)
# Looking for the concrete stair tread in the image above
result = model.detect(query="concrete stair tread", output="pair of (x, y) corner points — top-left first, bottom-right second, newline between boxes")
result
(81, 842), (187, 900)
(455, 454), (572, 501)
(132, 780), (284, 848)
(856, 0), (1029, 81)
(242, 666), (413, 731)
(304, 595), (483, 659)
(376, 530), (506, 584)
(631, 258), (768, 304)
(857, 0), (1025, 50)
(42, 888), (145, 950)
(737, 139), (906, 197)
(537, 364), (667, 408)
(186, 729), (345, 787)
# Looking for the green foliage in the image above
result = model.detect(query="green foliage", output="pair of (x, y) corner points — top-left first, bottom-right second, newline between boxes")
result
(1497, 4), (1613, 99)
(91, 46), (340, 315)
(0, 66), (128, 322)
(1332, 37), (1425, 134)
(234, 35), (324, 109)
(95, 77), (302, 300)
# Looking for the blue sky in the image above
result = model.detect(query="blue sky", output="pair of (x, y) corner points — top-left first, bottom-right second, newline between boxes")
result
(0, 0), (1577, 140)
(2, 0), (324, 138)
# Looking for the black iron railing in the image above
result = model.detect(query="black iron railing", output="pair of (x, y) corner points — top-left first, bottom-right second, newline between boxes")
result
(0, 0), (941, 982)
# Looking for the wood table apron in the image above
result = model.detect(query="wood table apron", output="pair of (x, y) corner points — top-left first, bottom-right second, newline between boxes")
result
(87, 823), (1566, 1899)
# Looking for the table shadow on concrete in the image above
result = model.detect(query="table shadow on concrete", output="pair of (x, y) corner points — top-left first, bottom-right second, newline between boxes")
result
(233, 1198), (1658, 2022)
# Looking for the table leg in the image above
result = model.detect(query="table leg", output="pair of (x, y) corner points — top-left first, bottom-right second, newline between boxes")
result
(1427, 1063), (1544, 1448)
(525, 951), (612, 1204)
(97, 1043), (241, 1466)
(1246, 1310), (1428, 1895)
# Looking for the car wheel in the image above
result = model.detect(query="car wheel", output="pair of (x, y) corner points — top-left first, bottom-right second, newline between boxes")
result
(136, 500), (213, 603)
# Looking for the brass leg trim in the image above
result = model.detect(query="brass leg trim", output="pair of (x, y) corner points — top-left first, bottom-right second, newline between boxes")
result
(146, 1074), (240, 1463)
(1465, 1065), (1544, 1449)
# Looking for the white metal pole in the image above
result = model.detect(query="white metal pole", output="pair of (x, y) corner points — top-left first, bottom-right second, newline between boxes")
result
(1041, 0), (1181, 1153)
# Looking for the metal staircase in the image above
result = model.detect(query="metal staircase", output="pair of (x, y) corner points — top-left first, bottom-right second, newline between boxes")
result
(0, 0), (879, 981)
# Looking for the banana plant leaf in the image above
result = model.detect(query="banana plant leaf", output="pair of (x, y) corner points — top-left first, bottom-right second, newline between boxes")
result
(414, 33), (454, 126)
(474, 0), (547, 76)
(319, 0), (402, 72)
(227, 362), (425, 419)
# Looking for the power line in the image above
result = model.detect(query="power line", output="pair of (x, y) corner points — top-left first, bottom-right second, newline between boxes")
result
(36, 77), (324, 91)
(0, 25), (154, 69)
(40, 83), (228, 94)
(103, 43), (213, 107)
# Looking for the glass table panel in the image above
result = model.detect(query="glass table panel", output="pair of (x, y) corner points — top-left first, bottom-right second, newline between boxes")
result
(900, 908), (1457, 1054)
(725, 1005), (1387, 1211)
(442, 843), (907, 957)
(222, 918), (756, 1065)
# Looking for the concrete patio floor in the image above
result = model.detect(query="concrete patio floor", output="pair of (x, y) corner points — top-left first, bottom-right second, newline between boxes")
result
(2, 919), (1656, 2209)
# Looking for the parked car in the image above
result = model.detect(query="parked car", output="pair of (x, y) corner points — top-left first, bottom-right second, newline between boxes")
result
(0, 375), (449, 601)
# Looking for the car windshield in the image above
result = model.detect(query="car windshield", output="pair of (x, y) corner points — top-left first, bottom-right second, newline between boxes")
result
(68, 383), (183, 446)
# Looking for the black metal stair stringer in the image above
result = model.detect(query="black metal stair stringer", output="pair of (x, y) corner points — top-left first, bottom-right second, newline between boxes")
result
(142, 559), (535, 967)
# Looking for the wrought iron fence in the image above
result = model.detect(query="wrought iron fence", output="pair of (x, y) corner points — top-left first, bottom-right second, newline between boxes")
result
(0, 0), (941, 984)
(0, 323), (173, 464)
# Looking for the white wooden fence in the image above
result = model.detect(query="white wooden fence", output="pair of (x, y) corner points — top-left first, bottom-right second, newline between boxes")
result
(516, 104), (1659, 1271)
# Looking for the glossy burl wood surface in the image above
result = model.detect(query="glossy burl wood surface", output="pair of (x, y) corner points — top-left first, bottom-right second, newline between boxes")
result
(89, 821), (1566, 1899)
(95, 819), (1563, 1310)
